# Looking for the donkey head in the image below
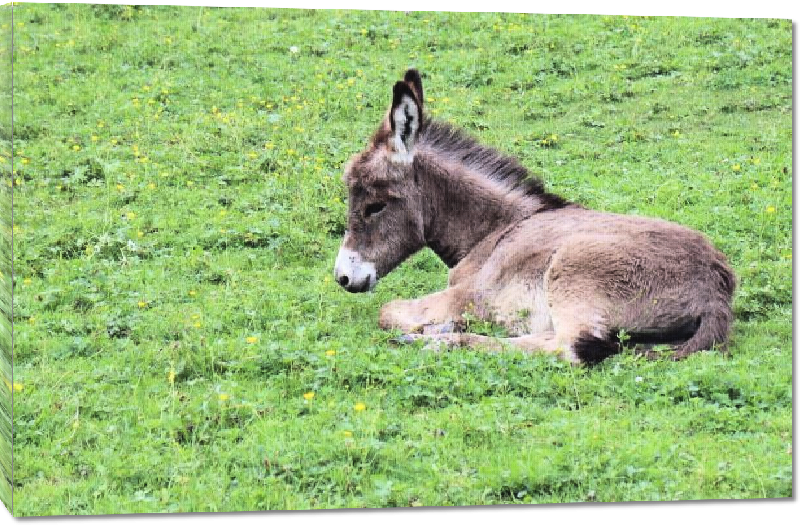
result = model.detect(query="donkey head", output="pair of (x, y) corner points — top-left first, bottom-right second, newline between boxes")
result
(334, 70), (427, 293)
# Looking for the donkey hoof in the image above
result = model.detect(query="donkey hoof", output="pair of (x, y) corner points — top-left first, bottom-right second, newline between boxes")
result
(390, 334), (422, 345)
(421, 340), (452, 354)
(636, 350), (661, 361)
(642, 350), (664, 361)
(422, 322), (455, 336)
(670, 350), (692, 361)
(634, 346), (662, 361)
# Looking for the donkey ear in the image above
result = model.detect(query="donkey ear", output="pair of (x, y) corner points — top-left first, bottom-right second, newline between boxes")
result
(403, 69), (424, 105)
(389, 81), (422, 164)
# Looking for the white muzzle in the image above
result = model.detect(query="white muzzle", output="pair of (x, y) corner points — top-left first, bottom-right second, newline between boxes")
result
(334, 246), (377, 293)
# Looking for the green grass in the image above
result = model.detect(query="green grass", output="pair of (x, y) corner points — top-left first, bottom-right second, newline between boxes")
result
(5, 4), (792, 516)
(0, 4), (11, 510)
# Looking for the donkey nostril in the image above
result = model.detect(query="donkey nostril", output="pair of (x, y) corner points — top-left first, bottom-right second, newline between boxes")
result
(338, 275), (349, 287)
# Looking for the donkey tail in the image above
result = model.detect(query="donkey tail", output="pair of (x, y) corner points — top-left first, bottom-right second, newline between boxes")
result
(574, 304), (733, 365)
(671, 259), (736, 360)
(669, 306), (733, 361)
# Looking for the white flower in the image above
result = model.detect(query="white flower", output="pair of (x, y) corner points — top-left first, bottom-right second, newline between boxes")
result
(635, 376), (643, 383)
(289, 46), (299, 54)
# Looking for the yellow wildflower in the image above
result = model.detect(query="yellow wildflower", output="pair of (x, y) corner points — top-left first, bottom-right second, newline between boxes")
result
(72, 144), (81, 152)
(137, 301), (147, 308)
(168, 367), (175, 385)
(343, 430), (353, 438)
(732, 164), (741, 172)
(354, 402), (366, 412)
(766, 206), (776, 214)
(246, 336), (258, 344)
(325, 350), (336, 357)
(303, 392), (315, 401)
(188, 290), (197, 297)
(218, 393), (230, 401)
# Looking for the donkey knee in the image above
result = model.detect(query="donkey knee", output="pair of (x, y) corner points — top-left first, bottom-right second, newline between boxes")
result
(379, 300), (423, 332)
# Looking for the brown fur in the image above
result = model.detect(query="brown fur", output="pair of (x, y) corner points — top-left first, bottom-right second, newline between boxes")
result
(336, 70), (736, 364)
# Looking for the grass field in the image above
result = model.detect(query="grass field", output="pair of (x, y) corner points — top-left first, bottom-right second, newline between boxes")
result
(4, 4), (793, 516)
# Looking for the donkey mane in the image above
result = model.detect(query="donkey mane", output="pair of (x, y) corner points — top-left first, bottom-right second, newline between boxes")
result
(418, 118), (572, 212)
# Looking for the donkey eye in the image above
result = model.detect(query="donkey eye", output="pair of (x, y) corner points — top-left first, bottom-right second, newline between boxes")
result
(364, 202), (386, 218)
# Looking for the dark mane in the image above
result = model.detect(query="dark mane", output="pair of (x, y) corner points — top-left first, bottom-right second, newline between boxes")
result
(418, 119), (571, 211)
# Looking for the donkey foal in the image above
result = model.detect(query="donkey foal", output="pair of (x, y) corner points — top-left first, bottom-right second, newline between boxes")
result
(334, 69), (735, 365)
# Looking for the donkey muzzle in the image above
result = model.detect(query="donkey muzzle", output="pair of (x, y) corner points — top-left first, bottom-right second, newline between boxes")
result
(334, 247), (377, 293)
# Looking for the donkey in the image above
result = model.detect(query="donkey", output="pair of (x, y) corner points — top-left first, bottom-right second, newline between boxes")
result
(334, 69), (735, 364)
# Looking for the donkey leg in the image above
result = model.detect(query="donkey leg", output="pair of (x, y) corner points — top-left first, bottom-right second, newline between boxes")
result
(396, 331), (578, 362)
(379, 286), (470, 333)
